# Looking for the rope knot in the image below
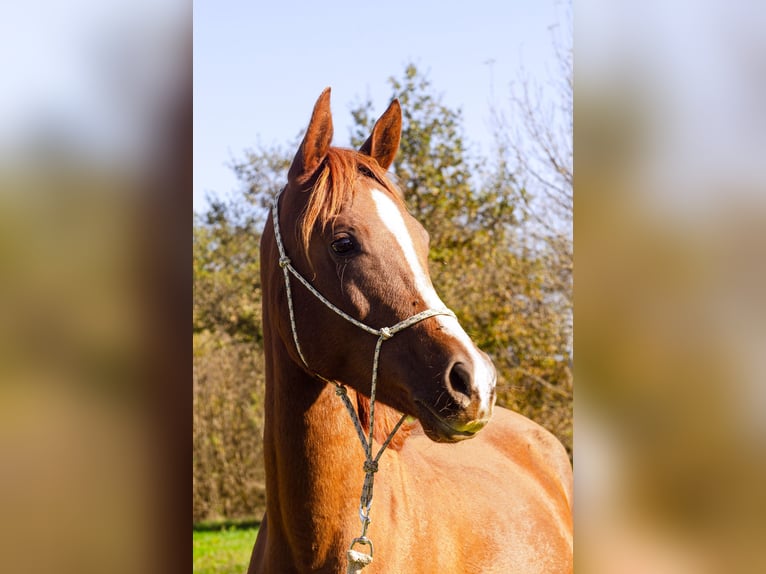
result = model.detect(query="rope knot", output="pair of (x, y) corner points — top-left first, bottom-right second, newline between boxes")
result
(379, 327), (393, 340)
(363, 460), (379, 474)
(335, 384), (348, 397)
(278, 256), (290, 268)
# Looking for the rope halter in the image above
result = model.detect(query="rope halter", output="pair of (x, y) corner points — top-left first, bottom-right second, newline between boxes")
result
(271, 190), (456, 568)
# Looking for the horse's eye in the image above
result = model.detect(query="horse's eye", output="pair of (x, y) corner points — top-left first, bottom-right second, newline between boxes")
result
(331, 237), (356, 255)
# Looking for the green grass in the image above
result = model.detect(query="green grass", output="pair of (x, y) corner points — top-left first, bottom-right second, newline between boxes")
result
(193, 527), (259, 574)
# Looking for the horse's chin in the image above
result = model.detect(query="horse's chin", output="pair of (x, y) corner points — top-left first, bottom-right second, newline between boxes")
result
(421, 425), (477, 443)
(414, 400), (488, 443)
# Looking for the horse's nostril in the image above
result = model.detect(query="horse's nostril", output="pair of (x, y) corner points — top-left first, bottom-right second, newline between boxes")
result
(447, 362), (473, 403)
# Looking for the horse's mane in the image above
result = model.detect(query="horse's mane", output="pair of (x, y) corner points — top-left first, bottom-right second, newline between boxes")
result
(356, 392), (415, 451)
(297, 147), (404, 257)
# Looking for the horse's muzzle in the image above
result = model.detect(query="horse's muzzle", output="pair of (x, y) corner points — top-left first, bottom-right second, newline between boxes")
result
(414, 399), (492, 443)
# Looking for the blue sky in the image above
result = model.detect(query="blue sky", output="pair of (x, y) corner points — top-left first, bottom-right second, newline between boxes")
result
(194, 0), (566, 210)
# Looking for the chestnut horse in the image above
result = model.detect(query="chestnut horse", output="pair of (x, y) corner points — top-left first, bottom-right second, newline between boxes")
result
(248, 88), (572, 573)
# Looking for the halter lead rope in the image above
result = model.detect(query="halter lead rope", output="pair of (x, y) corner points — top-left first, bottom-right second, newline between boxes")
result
(272, 191), (455, 569)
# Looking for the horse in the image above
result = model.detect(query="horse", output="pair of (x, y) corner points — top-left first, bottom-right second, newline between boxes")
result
(248, 88), (573, 573)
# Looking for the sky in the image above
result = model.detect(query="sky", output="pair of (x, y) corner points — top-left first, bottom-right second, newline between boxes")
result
(193, 0), (567, 211)
(0, 0), (186, 166)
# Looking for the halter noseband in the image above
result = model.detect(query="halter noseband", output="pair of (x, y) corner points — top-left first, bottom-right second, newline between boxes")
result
(271, 189), (456, 565)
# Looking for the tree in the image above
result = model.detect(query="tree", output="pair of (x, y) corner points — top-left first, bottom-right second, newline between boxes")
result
(484, 2), (573, 454)
(193, 198), (267, 522)
(193, 199), (263, 343)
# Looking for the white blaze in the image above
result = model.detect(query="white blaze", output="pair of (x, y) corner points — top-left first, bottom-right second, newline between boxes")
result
(370, 188), (495, 418)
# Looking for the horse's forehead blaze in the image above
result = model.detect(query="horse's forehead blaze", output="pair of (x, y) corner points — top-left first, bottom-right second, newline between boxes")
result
(367, 187), (437, 306)
(368, 187), (495, 416)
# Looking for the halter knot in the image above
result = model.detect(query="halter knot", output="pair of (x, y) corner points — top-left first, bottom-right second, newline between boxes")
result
(379, 327), (393, 340)
(278, 256), (291, 268)
(363, 460), (379, 474)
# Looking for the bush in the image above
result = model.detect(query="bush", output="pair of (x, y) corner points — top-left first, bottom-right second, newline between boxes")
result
(193, 330), (266, 522)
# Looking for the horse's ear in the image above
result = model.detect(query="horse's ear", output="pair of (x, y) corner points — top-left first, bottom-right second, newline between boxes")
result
(359, 99), (401, 170)
(288, 87), (334, 185)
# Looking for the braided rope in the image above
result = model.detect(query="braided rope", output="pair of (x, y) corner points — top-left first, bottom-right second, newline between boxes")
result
(272, 192), (455, 568)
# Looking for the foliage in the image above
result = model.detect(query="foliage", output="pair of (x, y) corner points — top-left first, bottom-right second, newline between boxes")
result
(193, 527), (259, 574)
(193, 61), (573, 522)
(193, 329), (266, 522)
(489, 5), (574, 450)
(193, 199), (264, 343)
(230, 143), (294, 214)
(193, 199), (267, 523)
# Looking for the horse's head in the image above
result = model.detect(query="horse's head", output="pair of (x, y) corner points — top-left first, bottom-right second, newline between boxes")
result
(272, 88), (496, 443)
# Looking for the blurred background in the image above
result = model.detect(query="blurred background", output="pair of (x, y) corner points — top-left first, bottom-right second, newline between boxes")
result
(1, 0), (765, 573)
(0, 1), (190, 573)
(576, 0), (766, 572)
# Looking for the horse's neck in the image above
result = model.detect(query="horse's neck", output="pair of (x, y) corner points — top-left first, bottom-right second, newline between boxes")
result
(263, 346), (372, 563)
